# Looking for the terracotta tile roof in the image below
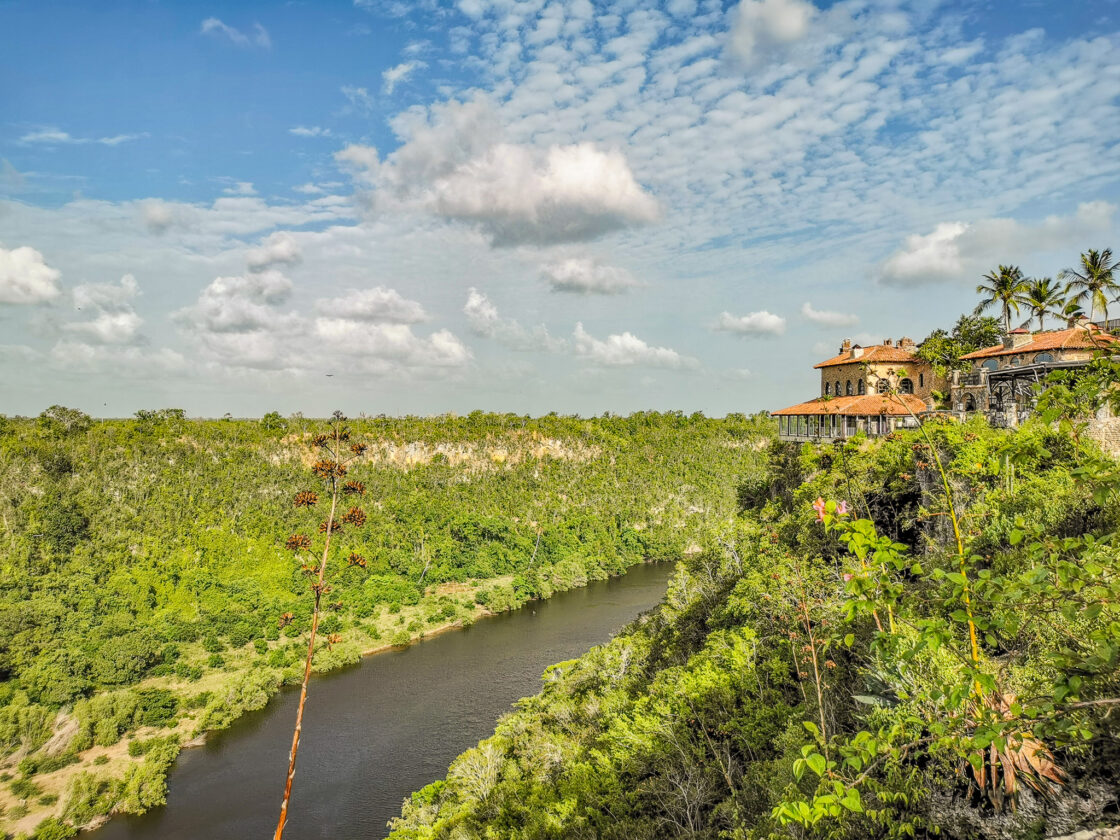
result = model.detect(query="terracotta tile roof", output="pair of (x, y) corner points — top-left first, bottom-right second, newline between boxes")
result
(814, 345), (922, 368)
(772, 393), (928, 417)
(961, 325), (1119, 360)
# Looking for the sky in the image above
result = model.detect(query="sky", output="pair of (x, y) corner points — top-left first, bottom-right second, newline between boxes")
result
(1, 0), (1119, 419)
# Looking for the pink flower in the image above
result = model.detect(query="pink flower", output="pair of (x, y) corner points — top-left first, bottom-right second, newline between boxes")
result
(842, 572), (853, 582)
(836, 500), (849, 516)
(813, 497), (827, 522)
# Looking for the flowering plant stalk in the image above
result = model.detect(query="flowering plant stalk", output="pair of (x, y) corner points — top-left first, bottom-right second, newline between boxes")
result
(274, 411), (370, 840)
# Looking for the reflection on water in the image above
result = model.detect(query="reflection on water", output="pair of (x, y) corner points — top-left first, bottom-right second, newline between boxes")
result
(93, 561), (675, 840)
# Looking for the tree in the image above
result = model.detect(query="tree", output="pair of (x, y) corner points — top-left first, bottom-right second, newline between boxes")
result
(916, 314), (1001, 375)
(1019, 277), (1064, 332)
(974, 265), (1027, 333)
(1059, 248), (1119, 323)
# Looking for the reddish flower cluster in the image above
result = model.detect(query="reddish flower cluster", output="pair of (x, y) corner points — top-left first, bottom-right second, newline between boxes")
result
(312, 460), (347, 479)
(341, 507), (366, 527)
(278, 612), (294, 628)
(286, 534), (312, 552)
(318, 519), (344, 534)
(293, 490), (319, 508)
(347, 553), (367, 568)
(349, 442), (367, 456)
(301, 562), (320, 577)
(311, 433), (330, 449)
(326, 633), (342, 649)
(343, 480), (366, 496)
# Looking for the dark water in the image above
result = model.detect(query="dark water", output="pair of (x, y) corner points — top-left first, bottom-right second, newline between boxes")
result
(93, 561), (675, 840)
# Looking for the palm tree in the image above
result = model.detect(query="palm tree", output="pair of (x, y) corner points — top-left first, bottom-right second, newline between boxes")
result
(1060, 298), (1086, 326)
(1059, 248), (1119, 323)
(1018, 277), (1063, 332)
(975, 265), (1027, 333)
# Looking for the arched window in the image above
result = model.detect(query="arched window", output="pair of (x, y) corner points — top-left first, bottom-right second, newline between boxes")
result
(982, 359), (998, 372)
(1034, 352), (1054, 364)
(857, 379), (866, 395)
(824, 382), (831, 396)
(835, 380), (841, 395)
(876, 379), (889, 394)
(964, 394), (976, 412)
(899, 378), (914, 394)
(846, 380), (853, 395)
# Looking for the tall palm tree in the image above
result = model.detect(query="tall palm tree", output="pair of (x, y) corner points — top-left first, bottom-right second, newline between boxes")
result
(1059, 248), (1119, 323)
(975, 264), (1027, 333)
(1018, 277), (1063, 332)
(1060, 298), (1086, 326)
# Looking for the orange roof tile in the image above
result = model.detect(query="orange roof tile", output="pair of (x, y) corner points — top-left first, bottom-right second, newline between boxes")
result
(814, 345), (923, 368)
(772, 393), (928, 417)
(961, 325), (1119, 360)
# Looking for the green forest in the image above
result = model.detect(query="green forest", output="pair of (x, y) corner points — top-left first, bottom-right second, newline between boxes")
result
(0, 409), (770, 838)
(386, 413), (1120, 838)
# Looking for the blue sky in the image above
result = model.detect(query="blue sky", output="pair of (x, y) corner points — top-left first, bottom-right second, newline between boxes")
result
(2, 0), (1119, 417)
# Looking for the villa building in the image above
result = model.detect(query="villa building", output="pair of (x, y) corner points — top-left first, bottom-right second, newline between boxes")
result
(950, 323), (1119, 428)
(774, 338), (946, 442)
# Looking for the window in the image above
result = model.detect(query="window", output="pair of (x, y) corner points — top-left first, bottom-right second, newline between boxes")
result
(919, 373), (924, 388)
(982, 359), (998, 372)
(899, 378), (914, 394)
(824, 382), (831, 396)
(857, 379), (866, 395)
(846, 380), (853, 395)
(835, 380), (841, 395)
(876, 379), (889, 394)
(964, 394), (976, 412)
(1035, 352), (1054, 363)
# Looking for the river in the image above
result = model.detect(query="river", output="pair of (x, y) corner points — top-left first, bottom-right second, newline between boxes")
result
(93, 560), (676, 839)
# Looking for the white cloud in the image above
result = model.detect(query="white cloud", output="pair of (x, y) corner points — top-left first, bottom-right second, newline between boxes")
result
(139, 200), (177, 234)
(801, 301), (858, 327)
(50, 341), (187, 375)
(463, 288), (564, 351)
(542, 257), (640, 295)
(289, 126), (332, 138)
(336, 98), (659, 247)
(223, 181), (257, 196)
(729, 0), (817, 64)
(341, 85), (374, 114)
(315, 287), (429, 323)
(382, 61), (426, 94)
(20, 128), (143, 146)
(0, 245), (62, 304)
(712, 310), (786, 336)
(314, 319), (471, 372)
(246, 232), (302, 272)
(200, 18), (271, 48)
(572, 322), (695, 369)
(878, 202), (1117, 286)
(293, 183), (326, 195)
(65, 274), (143, 345)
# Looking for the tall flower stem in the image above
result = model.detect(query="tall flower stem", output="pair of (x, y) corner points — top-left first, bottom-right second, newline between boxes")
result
(274, 424), (341, 840)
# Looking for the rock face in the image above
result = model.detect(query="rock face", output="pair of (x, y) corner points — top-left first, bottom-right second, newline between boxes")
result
(926, 780), (1117, 840)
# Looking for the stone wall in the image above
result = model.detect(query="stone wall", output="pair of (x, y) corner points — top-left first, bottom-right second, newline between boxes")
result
(818, 360), (944, 401)
(1086, 416), (1120, 457)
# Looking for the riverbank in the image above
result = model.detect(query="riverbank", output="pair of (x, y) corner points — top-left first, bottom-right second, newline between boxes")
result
(0, 562), (657, 837)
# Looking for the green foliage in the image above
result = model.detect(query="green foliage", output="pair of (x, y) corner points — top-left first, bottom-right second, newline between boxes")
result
(916, 314), (1002, 375)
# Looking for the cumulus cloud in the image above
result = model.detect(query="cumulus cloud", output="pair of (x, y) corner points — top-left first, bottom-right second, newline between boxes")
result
(729, 0), (817, 64)
(335, 97), (659, 247)
(246, 232), (302, 272)
(314, 319), (470, 372)
(20, 128), (143, 146)
(0, 245), (62, 304)
(64, 274), (143, 345)
(463, 288), (563, 351)
(713, 310), (786, 336)
(316, 287), (428, 323)
(878, 202), (1116, 286)
(139, 200), (177, 234)
(383, 61), (426, 94)
(542, 258), (640, 295)
(572, 322), (695, 369)
(201, 18), (271, 48)
(801, 301), (858, 327)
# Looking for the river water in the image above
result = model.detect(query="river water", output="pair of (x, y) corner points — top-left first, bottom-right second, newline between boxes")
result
(93, 561), (675, 840)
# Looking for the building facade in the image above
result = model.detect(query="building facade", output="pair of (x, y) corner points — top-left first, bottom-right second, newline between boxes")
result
(950, 324), (1118, 427)
(774, 338), (945, 442)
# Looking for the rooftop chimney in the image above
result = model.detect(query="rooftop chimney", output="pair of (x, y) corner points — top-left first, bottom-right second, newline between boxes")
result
(898, 336), (915, 351)
(850, 345), (863, 359)
(840, 338), (851, 354)
(883, 338), (893, 347)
